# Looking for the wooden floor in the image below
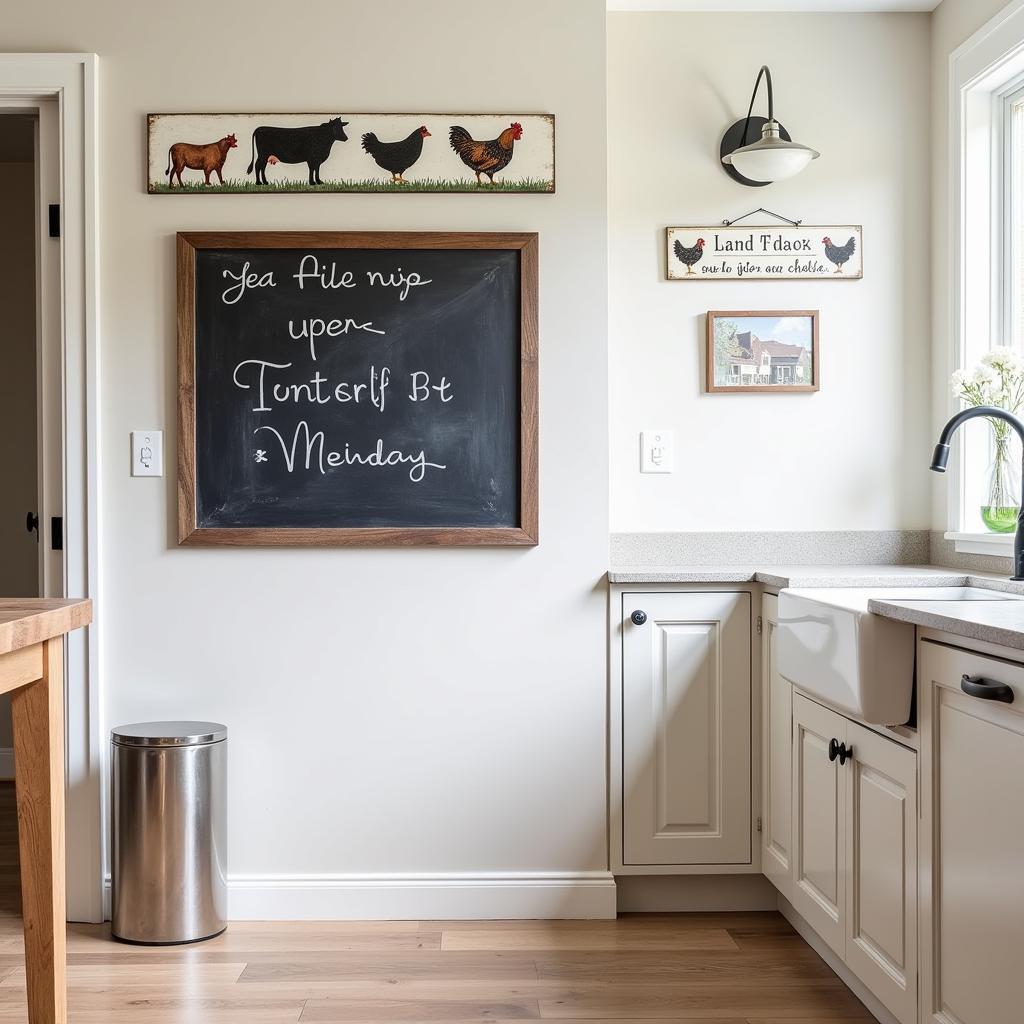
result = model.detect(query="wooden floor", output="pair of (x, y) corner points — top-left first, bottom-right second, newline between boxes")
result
(0, 784), (872, 1024)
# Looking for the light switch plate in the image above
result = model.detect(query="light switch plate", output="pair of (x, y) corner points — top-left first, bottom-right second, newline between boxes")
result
(640, 430), (674, 473)
(131, 430), (163, 477)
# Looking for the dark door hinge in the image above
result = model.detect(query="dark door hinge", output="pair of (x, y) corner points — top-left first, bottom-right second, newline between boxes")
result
(48, 204), (60, 238)
(51, 516), (63, 551)
(756, 816), (763, 833)
(756, 615), (763, 635)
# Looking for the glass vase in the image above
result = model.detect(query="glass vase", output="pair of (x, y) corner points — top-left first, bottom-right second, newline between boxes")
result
(981, 431), (1022, 533)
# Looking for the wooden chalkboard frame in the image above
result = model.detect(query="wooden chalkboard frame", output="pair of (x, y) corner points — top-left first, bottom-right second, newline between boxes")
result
(177, 231), (538, 547)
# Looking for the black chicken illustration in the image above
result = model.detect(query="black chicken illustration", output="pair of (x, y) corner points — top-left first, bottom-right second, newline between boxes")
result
(361, 125), (431, 184)
(822, 235), (856, 274)
(673, 237), (706, 275)
(449, 122), (522, 185)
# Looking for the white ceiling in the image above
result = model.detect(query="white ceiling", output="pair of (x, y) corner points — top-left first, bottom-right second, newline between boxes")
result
(608, 0), (940, 11)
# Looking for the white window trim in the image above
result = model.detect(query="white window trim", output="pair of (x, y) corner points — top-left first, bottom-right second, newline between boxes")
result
(946, 0), (1024, 556)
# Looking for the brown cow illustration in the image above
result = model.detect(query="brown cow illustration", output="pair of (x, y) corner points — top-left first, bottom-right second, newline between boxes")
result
(165, 134), (238, 187)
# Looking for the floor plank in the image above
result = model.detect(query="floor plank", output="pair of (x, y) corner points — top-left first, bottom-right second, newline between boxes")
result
(533, 950), (834, 981)
(298, 998), (541, 1021)
(0, 961), (248, 987)
(239, 952), (540, 983)
(440, 927), (739, 952)
(536, 984), (873, 1019)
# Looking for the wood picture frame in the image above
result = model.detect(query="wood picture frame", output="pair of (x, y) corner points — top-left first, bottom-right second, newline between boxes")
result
(177, 231), (538, 546)
(705, 310), (819, 394)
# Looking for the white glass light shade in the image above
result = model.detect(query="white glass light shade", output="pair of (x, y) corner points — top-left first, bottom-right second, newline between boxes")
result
(724, 121), (819, 183)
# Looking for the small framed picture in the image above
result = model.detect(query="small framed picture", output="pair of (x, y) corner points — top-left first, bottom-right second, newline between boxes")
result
(705, 310), (819, 393)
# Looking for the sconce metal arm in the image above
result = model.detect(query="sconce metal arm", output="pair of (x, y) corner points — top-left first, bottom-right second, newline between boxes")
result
(740, 65), (774, 148)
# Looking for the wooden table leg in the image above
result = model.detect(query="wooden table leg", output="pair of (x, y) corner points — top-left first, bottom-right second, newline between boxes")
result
(11, 638), (66, 1024)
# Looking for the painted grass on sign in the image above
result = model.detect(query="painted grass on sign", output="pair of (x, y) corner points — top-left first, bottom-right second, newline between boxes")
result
(149, 177), (554, 194)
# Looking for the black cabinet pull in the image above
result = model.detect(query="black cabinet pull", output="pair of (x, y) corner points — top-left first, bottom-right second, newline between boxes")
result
(961, 674), (1015, 704)
(828, 738), (853, 765)
(26, 512), (38, 535)
(630, 609), (647, 626)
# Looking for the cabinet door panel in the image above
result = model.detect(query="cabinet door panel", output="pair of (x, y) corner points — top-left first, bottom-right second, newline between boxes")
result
(844, 721), (916, 1024)
(791, 692), (845, 956)
(762, 597), (793, 899)
(920, 642), (1024, 1024)
(622, 592), (751, 866)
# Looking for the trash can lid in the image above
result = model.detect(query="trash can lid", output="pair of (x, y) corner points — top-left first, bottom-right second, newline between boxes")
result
(111, 721), (227, 746)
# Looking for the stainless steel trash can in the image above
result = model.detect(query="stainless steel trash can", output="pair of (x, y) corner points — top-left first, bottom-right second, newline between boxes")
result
(111, 721), (227, 944)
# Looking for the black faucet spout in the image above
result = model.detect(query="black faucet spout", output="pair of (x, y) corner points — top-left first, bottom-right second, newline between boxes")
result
(931, 405), (1024, 581)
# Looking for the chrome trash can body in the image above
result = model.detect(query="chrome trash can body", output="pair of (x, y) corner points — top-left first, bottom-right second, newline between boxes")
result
(111, 721), (227, 944)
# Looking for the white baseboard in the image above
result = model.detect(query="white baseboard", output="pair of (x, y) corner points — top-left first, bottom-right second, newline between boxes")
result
(777, 896), (898, 1024)
(104, 871), (617, 922)
(0, 748), (13, 780)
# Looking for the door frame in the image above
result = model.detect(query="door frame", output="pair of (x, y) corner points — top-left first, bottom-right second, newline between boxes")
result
(0, 53), (100, 922)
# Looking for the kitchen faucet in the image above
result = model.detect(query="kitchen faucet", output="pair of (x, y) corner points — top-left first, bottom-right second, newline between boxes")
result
(931, 405), (1024, 581)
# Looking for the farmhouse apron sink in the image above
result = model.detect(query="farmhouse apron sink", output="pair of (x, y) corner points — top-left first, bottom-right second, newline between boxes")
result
(777, 587), (1021, 725)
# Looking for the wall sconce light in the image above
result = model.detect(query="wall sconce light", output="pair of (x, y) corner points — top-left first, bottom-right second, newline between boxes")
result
(720, 65), (819, 187)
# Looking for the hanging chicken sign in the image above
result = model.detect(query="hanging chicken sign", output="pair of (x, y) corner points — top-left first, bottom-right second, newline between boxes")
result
(666, 225), (862, 280)
(148, 113), (555, 194)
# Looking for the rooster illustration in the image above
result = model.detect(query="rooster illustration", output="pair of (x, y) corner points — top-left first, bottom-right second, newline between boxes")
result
(361, 125), (431, 184)
(449, 122), (522, 186)
(673, 237), (706, 275)
(823, 236), (856, 274)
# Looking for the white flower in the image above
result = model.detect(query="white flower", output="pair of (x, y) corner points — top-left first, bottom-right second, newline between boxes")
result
(970, 364), (998, 386)
(982, 347), (1024, 373)
(950, 369), (968, 394)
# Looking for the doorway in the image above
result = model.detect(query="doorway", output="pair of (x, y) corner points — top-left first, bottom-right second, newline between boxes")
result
(0, 116), (37, 910)
(0, 54), (100, 923)
(0, 104), (63, 914)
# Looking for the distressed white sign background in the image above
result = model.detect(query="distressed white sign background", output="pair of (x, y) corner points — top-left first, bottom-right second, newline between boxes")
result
(666, 225), (863, 280)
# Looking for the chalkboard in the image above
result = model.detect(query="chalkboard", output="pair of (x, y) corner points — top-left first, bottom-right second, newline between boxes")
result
(177, 232), (538, 545)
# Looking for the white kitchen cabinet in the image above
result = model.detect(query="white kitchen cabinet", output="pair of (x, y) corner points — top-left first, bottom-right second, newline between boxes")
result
(761, 594), (794, 900)
(791, 692), (846, 955)
(843, 718), (916, 1024)
(790, 692), (917, 1024)
(919, 640), (1024, 1024)
(620, 591), (752, 867)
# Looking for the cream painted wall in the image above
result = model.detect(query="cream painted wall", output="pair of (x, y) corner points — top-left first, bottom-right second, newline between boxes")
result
(609, 12), (932, 533)
(930, 0), (1015, 531)
(3, 0), (609, 902)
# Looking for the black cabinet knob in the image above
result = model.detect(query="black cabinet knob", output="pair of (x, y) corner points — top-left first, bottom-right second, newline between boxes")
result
(25, 512), (39, 535)
(828, 738), (853, 765)
(630, 609), (647, 626)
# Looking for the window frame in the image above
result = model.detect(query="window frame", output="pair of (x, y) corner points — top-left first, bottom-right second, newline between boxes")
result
(947, 2), (1024, 556)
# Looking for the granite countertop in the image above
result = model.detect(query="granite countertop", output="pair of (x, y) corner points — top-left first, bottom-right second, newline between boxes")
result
(607, 564), (977, 588)
(867, 595), (1024, 650)
(608, 564), (1024, 650)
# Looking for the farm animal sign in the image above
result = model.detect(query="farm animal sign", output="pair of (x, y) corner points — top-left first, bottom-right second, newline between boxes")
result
(666, 225), (863, 280)
(177, 232), (538, 546)
(148, 113), (555, 193)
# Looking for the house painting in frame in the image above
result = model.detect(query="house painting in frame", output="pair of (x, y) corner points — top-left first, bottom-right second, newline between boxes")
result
(706, 311), (820, 393)
(148, 113), (555, 194)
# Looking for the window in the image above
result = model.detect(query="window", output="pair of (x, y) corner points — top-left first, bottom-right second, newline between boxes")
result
(1008, 84), (1024, 352)
(947, 7), (1024, 556)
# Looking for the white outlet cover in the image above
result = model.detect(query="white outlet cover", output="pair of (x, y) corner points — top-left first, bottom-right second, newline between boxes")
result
(131, 430), (163, 477)
(640, 430), (674, 473)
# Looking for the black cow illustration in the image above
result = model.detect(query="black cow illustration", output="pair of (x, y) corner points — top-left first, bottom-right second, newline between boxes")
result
(246, 117), (350, 186)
